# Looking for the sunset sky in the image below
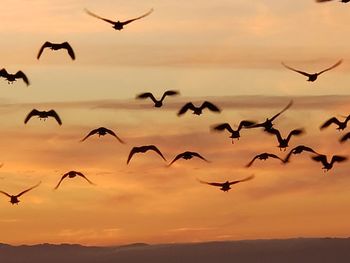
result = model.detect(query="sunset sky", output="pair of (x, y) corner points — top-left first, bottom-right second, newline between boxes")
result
(0, 0), (350, 246)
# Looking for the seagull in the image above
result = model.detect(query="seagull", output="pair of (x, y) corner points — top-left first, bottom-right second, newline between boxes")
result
(127, 145), (166, 164)
(85, 8), (153, 31)
(54, 171), (95, 190)
(177, 101), (221, 116)
(267, 127), (304, 151)
(283, 145), (318, 163)
(24, 109), (62, 125)
(311, 154), (347, 171)
(282, 60), (342, 82)
(198, 175), (254, 192)
(320, 115), (350, 131)
(168, 151), (209, 166)
(211, 121), (256, 143)
(0, 182), (41, 205)
(136, 90), (179, 108)
(37, 41), (75, 60)
(81, 127), (125, 143)
(245, 153), (283, 167)
(0, 68), (29, 86)
(250, 100), (293, 132)
(340, 132), (350, 143)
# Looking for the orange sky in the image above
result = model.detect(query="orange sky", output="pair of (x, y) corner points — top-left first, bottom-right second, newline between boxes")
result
(0, 0), (350, 246)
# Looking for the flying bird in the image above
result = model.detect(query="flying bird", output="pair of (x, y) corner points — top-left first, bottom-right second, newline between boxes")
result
(37, 41), (75, 60)
(211, 121), (256, 143)
(24, 109), (62, 125)
(54, 171), (95, 190)
(198, 175), (254, 192)
(0, 182), (41, 205)
(168, 151), (209, 166)
(316, 0), (350, 3)
(85, 8), (153, 31)
(0, 68), (29, 86)
(127, 145), (166, 164)
(250, 100), (293, 132)
(245, 153), (283, 168)
(267, 127), (304, 151)
(282, 60), (342, 82)
(177, 101), (221, 116)
(136, 90), (179, 108)
(311, 154), (347, 171)
(320, 115), (350, 131)
(81, 127), (125, 143)
(340, 132), (350, 143)
(283, 145), (318, 163)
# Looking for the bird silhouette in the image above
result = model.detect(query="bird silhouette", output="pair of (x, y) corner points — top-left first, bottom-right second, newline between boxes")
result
(54, 171), (95, 190)
(320, 115), (350, 130)
(340, 132), (350, 143)
(283, 145), (318, 163)
(85, 8), (153, 31)
(311, 154), (347, 171)
(0, 182), (41, 205)
(267, 127), (304, 151)
(168, 151), (209, 166)
(198, 175), (254, 192)
(177, 101), (221, 116)
(37, 41), (75, 60)
(0, 68), (29, 86)
(316, 0), (350, 3)
(136, 90), (179, 108)
(24, 109), (62, 125)
(81, 127), (125, 143)
(250, 100), (293, 132)
(127, 145), (166, 164)
(246, 153), (283, 167)
(282, 60), (342, 82)
(212, 121), (256, 143)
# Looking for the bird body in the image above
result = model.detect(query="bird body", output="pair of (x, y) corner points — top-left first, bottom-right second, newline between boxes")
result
(311, 154), (347, 171)
(136, 90), (179, 108)
(199, 175), (254, 192)
(54, 171), (94, 190)
(81, 127), (125, 143)
(246, 153), (283, 167)
(24, 109), (62, 125)
(168, 151), (209, 166)
(282, 60), (342, 82)
(212, 121), (256, 143)
(0, 69), (30, 86)
(283, 145), (318, 163)
(267, 128), (304, 150)
(320, 115), (350, 130)
(85, 8), (153, 31)
(37, 41), (75, 60)
(177, 101), (221, 116)
(0, 182), (41, 205)
(127, 145), (166, 164)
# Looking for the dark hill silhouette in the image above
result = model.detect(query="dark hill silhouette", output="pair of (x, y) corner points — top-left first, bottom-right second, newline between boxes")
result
(1, 238), (350, 263)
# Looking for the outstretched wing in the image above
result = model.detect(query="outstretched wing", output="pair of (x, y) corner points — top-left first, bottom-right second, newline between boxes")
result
(160, 90), (179, 102)
(16, 181), (41, 197)
(177, 102), (196, 116)
(14, 71), (30, 86)
(311, 154), (328, 166)
(0, 68), (9, 78)
(136, 92), (157, 103)
(320, 117), (341, 130)
(54, 173), (69, 190)
(105, 128), (125, 144)
(229, 175), (254, 185)
(76, 172), (95, 185)
(37, 41), (53, 59)
(81, 128), (99, 142)
(198, 179), (223, 187)
(270, 100), (293, 122)
(121, 8), (154, 26)
(127, 147), (139, 164)
(245, 155), (259, 168)
(145, 145), (166, 161)
(317, 60), (342, 75)
(200, 101), (221, 113)
(282, 62), (311, 77)
(168, 153), (185, 166)
(47, 110), (62, 125)
(266, 128), (283, 143)
(85, 9), (116, 25)
(283, 145), (317, 163)
(340, 132), (350, 143)
(62, 42), (75, 60)
(237, 120), (256, 131)
(212, 123), (235, 133)
(24, 109), (41, 124)
(286, 129), (304, 143)
(331, 155), (347, 165)
(190, 152), (209, 162)
(0, 190), (11, 198)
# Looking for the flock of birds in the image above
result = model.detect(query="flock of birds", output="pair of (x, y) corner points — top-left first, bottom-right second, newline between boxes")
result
(0, 3), (349, 205)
